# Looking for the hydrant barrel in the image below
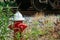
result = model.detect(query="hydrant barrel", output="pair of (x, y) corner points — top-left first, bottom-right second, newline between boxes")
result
(9, 21), (27, 33)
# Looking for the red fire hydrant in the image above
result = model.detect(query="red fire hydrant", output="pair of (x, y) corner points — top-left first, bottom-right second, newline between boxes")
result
(9, 11), (27, 40)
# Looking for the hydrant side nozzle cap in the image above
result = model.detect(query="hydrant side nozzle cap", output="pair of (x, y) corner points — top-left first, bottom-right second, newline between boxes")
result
(14, 11), (25, 21)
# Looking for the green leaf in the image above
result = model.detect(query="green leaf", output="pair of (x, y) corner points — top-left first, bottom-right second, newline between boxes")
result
(16, 32), (21, 40)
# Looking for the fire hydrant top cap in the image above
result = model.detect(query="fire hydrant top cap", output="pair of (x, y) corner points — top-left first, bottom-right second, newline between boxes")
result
(9, 11), (25, 21)
(13, 11), (25, 21)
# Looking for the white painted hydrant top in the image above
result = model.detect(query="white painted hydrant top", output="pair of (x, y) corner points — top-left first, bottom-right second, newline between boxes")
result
(13, 11), (25, 21)
(9, 11), (25, 21)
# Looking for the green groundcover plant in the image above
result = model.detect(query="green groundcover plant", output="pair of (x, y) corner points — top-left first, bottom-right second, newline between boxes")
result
(0, 5), (13, 40)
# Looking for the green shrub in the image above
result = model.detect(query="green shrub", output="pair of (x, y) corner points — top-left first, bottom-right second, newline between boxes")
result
(0, 5), (13, 40)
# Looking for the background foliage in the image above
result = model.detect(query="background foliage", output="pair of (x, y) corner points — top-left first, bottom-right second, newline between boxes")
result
(0, 5), (13, 40)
